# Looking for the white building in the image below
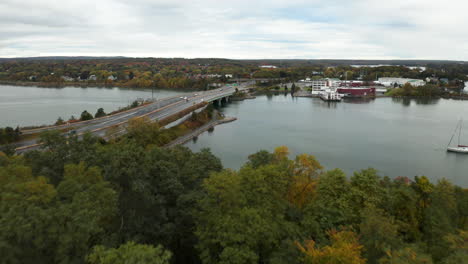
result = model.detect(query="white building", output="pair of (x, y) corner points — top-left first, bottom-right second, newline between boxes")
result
(319, 89), (342, 101)
(407, 66), (427, 71)
(299, 78), (341, 90)
(225, 74), (233, 78)
(107, 75), (117, 81)
(259, 65), (277, 69)
(308, 79), (328, 90)
(377, 77), (425, 87)
(88, 75), (97, 81)
(206, 74), (222, 78)
(61, 76), (74, 82)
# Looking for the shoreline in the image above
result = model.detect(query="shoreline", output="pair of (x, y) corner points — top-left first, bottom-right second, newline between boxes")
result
(291, 89), (468, 100)
(0, 80), (198, 91)
(164, 117), (237, 148)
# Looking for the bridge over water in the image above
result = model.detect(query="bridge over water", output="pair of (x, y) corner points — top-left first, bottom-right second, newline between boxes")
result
(15, 82), (252, 153)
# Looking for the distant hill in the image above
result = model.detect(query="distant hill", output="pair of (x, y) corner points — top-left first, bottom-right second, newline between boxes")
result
(0, 56), (127, 61)
(0, 56), (466, 67)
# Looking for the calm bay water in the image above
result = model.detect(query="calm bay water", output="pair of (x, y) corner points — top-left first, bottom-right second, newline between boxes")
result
(186, 93), (468, 187)
(0, 85), (186, 127)
(1, 85), (467, 186)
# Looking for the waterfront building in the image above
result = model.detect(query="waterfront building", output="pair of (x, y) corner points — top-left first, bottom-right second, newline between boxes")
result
(339, 80), (364, 87)
(299, 78), (342, 90)
(319, 89), (342, 101)
(61, 76), (74, 82)
(377, 77), (425, 87)
(206, 74), (222, 78)
(259, 65), (277, 69)
(337, 87), (376, 98)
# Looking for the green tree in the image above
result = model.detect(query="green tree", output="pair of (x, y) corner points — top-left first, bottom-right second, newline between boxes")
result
(349, 168), (385, 217)
(0, 161), (117, 264)
(53, 163), (118, 263)
(80, 110), (94, 121)
(0, 162), (57, 263)
(94, 108), (107, 118)
(27, 131), (100, 185)
(196, 164), (298, 264)
(55, 117), (65, 125)
(441, 230), (468, 264)
(92, 143), (221, 264)
(359, 206), (401, 262)
(125, 117), (162, 146)
(131, 100), (139, 108)
(303, 169), (353, 241)
(402, 83), (414, 96)
(423, 179), (458, 261)
(0, 143), (16, 156)
(0, 126), (20, 144)
(246, 150), (274, 168)
(87, 242), (171, 264)
(378, 245), (433, 264)
(386, 179), (421, 242)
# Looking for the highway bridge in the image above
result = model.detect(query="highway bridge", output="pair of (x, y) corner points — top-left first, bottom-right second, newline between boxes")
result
(15, 82), (252, 153)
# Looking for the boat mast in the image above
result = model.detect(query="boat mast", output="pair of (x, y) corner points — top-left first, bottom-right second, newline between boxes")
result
(447, 120), (460, 147)
(459, 119), (463, 146)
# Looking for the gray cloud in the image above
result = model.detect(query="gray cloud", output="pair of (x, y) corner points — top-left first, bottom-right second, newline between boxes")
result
(0, 0), (467, 59)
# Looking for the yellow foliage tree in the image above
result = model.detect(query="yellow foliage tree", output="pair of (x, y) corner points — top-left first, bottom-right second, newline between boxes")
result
(287, 154), (323, 208)
(274, 145), (290, 161)
(297, 230), (366, 264)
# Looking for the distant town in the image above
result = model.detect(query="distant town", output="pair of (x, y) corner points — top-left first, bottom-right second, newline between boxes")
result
(0, 58), (466, 97)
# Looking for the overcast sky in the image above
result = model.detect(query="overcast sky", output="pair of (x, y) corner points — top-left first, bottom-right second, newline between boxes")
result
(1, 0), (467, 60)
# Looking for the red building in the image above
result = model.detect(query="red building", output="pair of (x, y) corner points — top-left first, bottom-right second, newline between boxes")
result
(337, 87), (376, 97)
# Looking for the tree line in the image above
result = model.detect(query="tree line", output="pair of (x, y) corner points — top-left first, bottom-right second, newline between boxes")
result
(387, 83), (445, 97)
(0, 126), (20, 145)
(1, 58), (467, 89)
(0, 122), (466, 264)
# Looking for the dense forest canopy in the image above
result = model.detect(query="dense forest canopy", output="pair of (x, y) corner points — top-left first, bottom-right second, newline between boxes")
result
(0, 119), (466, 264)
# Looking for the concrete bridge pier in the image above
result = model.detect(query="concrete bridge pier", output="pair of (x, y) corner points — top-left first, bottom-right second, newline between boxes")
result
(212, 98), (222, 107)
(212, 96), (232, 107)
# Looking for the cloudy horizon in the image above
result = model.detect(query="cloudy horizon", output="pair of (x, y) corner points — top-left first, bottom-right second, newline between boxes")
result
(1, 0), (467, 60)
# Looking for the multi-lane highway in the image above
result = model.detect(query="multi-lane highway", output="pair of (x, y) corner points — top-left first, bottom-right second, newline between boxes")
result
(15, 83), (250, 153)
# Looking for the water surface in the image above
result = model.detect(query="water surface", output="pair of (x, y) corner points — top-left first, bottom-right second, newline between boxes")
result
(186, 93), (468, 187)
(0, 85), (186, 127)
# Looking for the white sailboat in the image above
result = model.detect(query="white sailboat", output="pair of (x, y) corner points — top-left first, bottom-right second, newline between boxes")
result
(447, 120), (468, 153)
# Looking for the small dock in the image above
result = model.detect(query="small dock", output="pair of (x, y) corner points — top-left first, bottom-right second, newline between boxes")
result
(164, 117), (237, 148)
